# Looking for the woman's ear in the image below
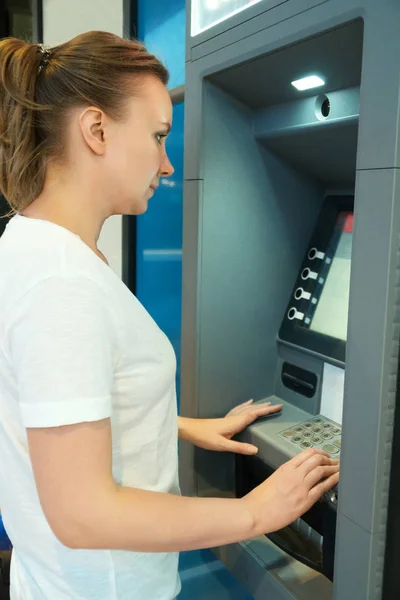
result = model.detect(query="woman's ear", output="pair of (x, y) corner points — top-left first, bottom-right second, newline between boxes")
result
(79, 107), (107, 156)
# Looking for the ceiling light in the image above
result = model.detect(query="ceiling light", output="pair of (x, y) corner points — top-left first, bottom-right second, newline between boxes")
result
(291, 75), (325, 91)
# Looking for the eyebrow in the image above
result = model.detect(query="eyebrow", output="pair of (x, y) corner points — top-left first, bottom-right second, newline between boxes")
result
(160, 121), (172, 133)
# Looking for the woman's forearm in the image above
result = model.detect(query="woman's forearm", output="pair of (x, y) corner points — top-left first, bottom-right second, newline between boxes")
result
(59, 483), (258, 552)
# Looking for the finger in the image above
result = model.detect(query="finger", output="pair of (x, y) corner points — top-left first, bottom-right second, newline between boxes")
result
(290, 447), (331, 468)
(300, 451), (339, 472)
(220, 439), (258, 455)
(245, 402), (273, 413)
(305, 464), (340, 489)
(300, 455), (339, 479)
(243, 404), (282, 423)
(308, 471), (340, 503)
(225, 399), (253, 417)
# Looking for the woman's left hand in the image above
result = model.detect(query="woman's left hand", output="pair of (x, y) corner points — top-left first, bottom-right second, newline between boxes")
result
(178, 400), (282, 455)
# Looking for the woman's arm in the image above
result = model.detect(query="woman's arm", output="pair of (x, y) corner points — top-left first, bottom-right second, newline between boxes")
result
(27, 418), (339, 552)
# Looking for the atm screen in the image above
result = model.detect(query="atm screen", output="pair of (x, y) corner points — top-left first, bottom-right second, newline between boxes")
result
(308, 212), (353, 342)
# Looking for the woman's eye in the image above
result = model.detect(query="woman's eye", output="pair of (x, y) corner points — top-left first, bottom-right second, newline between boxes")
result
(155, 133), (167, 144)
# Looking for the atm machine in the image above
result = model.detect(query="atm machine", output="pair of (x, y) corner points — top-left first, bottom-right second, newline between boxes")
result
(180, 1), (400, 599)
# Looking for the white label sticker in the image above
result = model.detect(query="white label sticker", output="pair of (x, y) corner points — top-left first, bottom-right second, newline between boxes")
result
(320, 363), (345, 425)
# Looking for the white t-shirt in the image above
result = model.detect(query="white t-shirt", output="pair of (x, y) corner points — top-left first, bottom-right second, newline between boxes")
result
(0, 215), (181, 600)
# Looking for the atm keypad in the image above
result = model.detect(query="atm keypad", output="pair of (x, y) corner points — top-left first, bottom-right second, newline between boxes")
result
(280, 417), (341, 457)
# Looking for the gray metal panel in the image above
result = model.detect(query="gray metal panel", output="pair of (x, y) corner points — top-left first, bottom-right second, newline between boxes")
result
(253, 88), (360, 129)
(191, 0), (352, 62)
(355, 10), (400, 172)
(183, 61), (204, 180)
(339, 168), (400, 535)
(253, 87), (360, 187)
(333, 513), (385, 600)
(214, 537), (332, 599)
(179, 179), (203, 497)
(182, 81), (323, 498)
(189, 0), (288, 48)
(264, 121), (358, 187)
(198, 81), (322, 416)
(189, 0), (329, 58)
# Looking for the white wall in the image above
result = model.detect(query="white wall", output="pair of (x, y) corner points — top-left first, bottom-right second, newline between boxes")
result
(43, 0), (124, 277)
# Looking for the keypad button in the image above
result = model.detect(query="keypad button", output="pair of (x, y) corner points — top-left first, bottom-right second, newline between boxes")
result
(301, 441), (312, 449)
(332, 427), (341, 435)
(322, 423), (333, 430)
(312, 418), (323, 423)
(321, 432), (333, 440)
(292, 435), (303, 444)
(312, 436), (322, 445)
(303, 422), (313, 429)
(294, 426), (304, 433)
(283, 430), (295, 438)
(312, 426), (322, 434)
(322, 444), (339, 455)
(302, 431), (312, 439)
(333, 438), (341, 449)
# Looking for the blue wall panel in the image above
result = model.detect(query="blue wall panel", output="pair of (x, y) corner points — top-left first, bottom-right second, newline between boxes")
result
(137, 0), (185, 406)
(136, 102), (184, 405)
(138, 0), (186, 88)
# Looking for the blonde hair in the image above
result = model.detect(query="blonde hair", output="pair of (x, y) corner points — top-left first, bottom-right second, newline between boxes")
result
(0, 31), (169, 213)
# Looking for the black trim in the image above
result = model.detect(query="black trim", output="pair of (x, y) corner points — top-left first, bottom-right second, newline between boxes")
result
(0, 0), (8, 38)
(122, 216), (137, 295)
(281, 362), (317, 398)
(121, 0), (138, 294)
(0, 551), (11, 586)
(123, 0), (138, 38)
(31, 0), (43, 43)
(278, 195), (354, 365)
(382, 342), (400, 597)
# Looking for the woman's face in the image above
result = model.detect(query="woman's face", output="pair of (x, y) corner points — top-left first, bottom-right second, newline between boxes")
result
(97, 74), (174, 216)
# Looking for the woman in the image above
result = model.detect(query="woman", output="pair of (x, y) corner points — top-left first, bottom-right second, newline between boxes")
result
(0, 32), (339, 599)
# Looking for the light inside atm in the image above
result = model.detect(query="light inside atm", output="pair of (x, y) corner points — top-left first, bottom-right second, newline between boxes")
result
(291, 75), (325, 90)
(309, 212), (353, 341)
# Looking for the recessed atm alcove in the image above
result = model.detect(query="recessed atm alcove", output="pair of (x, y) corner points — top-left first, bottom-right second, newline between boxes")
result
(186, 18), (363, 595)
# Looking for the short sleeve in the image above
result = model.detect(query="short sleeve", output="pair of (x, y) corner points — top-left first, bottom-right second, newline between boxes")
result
(7, 276), (118, 428)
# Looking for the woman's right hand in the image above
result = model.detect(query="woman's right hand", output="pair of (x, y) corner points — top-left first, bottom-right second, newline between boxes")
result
(242, 448), (340, 535)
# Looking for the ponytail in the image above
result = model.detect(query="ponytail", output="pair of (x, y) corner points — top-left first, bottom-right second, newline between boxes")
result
(0, 38), (47, 213)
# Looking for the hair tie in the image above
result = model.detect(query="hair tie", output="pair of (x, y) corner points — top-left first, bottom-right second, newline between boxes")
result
(38, 43), (52, 74)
